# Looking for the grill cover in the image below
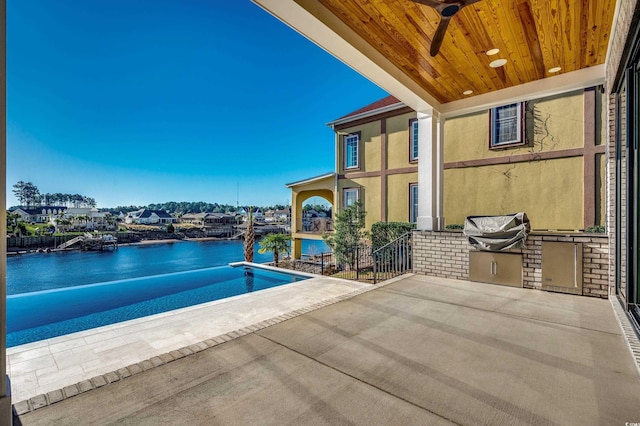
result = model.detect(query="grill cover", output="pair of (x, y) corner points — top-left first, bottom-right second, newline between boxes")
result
(463, 213), (530, 251)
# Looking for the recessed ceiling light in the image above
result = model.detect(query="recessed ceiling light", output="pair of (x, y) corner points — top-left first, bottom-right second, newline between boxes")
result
(489, 59), (507, 68)
(463, 90), (473, 95)
(486, 48), (500, 56)
(548, 66), (562, 73)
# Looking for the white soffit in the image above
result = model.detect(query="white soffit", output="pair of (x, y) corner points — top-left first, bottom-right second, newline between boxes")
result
(440, 65), (605, 118)
(252, 0), (438, 113)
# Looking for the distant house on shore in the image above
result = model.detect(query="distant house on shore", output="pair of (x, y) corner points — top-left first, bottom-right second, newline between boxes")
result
(265, 208), (291, 223)
(125, 209), (177, 225)
(10, 206), (67, 224)
(181, 212), (236, 226)
(61, 207), (113, 231)
(238, 207), (264, 223)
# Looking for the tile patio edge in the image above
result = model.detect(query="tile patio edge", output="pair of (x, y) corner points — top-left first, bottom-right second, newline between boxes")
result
(12, 274), (410, 416)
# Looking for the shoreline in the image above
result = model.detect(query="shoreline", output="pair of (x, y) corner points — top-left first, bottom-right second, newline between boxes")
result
(7, 235), (247, 256)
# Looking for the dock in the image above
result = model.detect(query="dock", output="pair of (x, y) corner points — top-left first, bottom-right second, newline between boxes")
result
(57, 233), (118, 251)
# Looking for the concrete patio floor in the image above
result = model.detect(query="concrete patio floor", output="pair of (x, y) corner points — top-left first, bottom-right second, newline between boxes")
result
(14, 274), (640, 425)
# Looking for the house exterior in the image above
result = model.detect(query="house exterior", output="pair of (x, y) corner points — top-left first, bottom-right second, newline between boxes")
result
(238, 207), (264, 223)
(268, 0), (623, 300)
(10, 206), (67, 224)
(59, 207), (114, 231)
(181, 212), (236, 226)
(264, 208), (291, 223)
(443, 88), (605, 230)
(286, 173), (336, 258)
(125, 209), (177, 225)
(329, 96), (419, 229)
(327, 88), (606, 231)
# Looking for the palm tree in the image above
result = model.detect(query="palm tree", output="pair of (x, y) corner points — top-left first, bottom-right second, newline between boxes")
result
(258, 233), (292, 266)
(244, 208), (255, 262)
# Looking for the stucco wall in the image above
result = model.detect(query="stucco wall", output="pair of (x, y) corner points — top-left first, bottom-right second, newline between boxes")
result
(445, 90), (584, 163)
(444, 157), (584, 229)
(443, 89), (602, 230)
(338, 176), (381, 229)
(386, 173), (418, 223)
(386, 112), (417, 170)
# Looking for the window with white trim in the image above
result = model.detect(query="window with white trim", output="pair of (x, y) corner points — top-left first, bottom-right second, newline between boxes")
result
(343, 188), (359, 208)
(410, 119), (419, 161)
(410, 184), (418, 223)
(490, 103), (524, 148)
(344, 134), (359, 169)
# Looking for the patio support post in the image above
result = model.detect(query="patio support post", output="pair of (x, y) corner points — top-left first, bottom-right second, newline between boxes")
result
(416, 110), (444, 231)
(291, 238), (302, 260)
(0, 0), (11, 423)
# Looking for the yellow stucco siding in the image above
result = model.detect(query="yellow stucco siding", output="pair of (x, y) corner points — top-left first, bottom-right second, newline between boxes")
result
(444, 157), (583, 230)
(338, 176), (381, 229)
(445, 90), (585, 163)
(339, 122), (381, 173)
(386, 112), (417, 170)
(386, 173), (418, 222)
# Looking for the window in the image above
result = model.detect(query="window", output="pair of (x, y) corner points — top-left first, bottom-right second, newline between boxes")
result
(344, 133), (359, 169)
(490, 103), (524, 148)
(410, 184), (418, 223)
(343, 188), (359, 208)
(410, 119), (419, 161)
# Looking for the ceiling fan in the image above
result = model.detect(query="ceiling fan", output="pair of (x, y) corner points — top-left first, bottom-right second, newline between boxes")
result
(410, 0), (481, 56)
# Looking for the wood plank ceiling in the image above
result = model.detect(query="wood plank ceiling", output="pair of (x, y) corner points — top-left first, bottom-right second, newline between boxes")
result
(316, 0), (616, 104)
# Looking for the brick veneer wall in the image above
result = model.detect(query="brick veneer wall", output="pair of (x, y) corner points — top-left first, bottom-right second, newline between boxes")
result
(606, 1), (639, 297)
(413, 231), (609, 298)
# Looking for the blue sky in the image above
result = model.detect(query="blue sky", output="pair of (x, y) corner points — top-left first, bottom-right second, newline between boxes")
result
(7, 0), (387, 208)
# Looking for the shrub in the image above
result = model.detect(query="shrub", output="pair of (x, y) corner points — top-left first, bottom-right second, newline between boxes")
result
(166, 223), (175, 233)
(585, 225), (606, 233)
(445, 224), (464, 230)
(323, 201), (368, 268)
(371, 221), (415, 249)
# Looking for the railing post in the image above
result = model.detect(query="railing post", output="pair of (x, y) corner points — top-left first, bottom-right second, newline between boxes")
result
(373, 250), (377, 284)
(321, 252), (324, 275)
(356, 246), (359, 281)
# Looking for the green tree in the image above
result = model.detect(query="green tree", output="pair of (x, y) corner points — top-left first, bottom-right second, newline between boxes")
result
(166, 223), (175, 233)
(258, 233), (292, 266)
(370, 222), (415, 249)
(6, 212), (21, 234)
(13, 181), (40, 207)
(323, 201), (368, 268)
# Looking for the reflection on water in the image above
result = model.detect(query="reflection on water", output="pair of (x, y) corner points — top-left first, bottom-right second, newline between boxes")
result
(244, 270), (254, 293)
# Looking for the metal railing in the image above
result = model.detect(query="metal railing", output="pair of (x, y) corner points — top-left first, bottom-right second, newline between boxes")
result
(294, 217), (333, 234)
(294, 243), (373, 282)
(372, 232), (413, 283)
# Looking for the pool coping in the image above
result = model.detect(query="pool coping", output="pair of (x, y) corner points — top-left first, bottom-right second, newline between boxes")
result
(12, 272), (410, 415)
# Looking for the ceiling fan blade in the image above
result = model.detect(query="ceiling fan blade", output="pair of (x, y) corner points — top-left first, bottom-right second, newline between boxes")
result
(430, 16), (451, 56)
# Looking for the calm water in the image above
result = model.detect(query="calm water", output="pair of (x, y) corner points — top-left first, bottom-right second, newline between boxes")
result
(7, 239), (329, 295)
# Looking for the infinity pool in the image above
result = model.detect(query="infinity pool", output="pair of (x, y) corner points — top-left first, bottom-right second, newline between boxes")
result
(7, 265), (309, 347)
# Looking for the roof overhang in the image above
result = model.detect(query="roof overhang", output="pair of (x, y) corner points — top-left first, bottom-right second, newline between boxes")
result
(254, 0), (615, 117)
(286, 172), (336, 188)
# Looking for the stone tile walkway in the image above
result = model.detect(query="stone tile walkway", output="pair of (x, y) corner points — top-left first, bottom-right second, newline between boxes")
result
(7, 274), (369, 405)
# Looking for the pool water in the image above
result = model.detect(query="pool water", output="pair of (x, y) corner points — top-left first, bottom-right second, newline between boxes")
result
(7, 265), (308, 347)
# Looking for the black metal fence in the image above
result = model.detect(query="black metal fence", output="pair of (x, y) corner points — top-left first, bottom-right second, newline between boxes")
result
(285, 233), (412, 283)
(372, 232), (413, 283)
